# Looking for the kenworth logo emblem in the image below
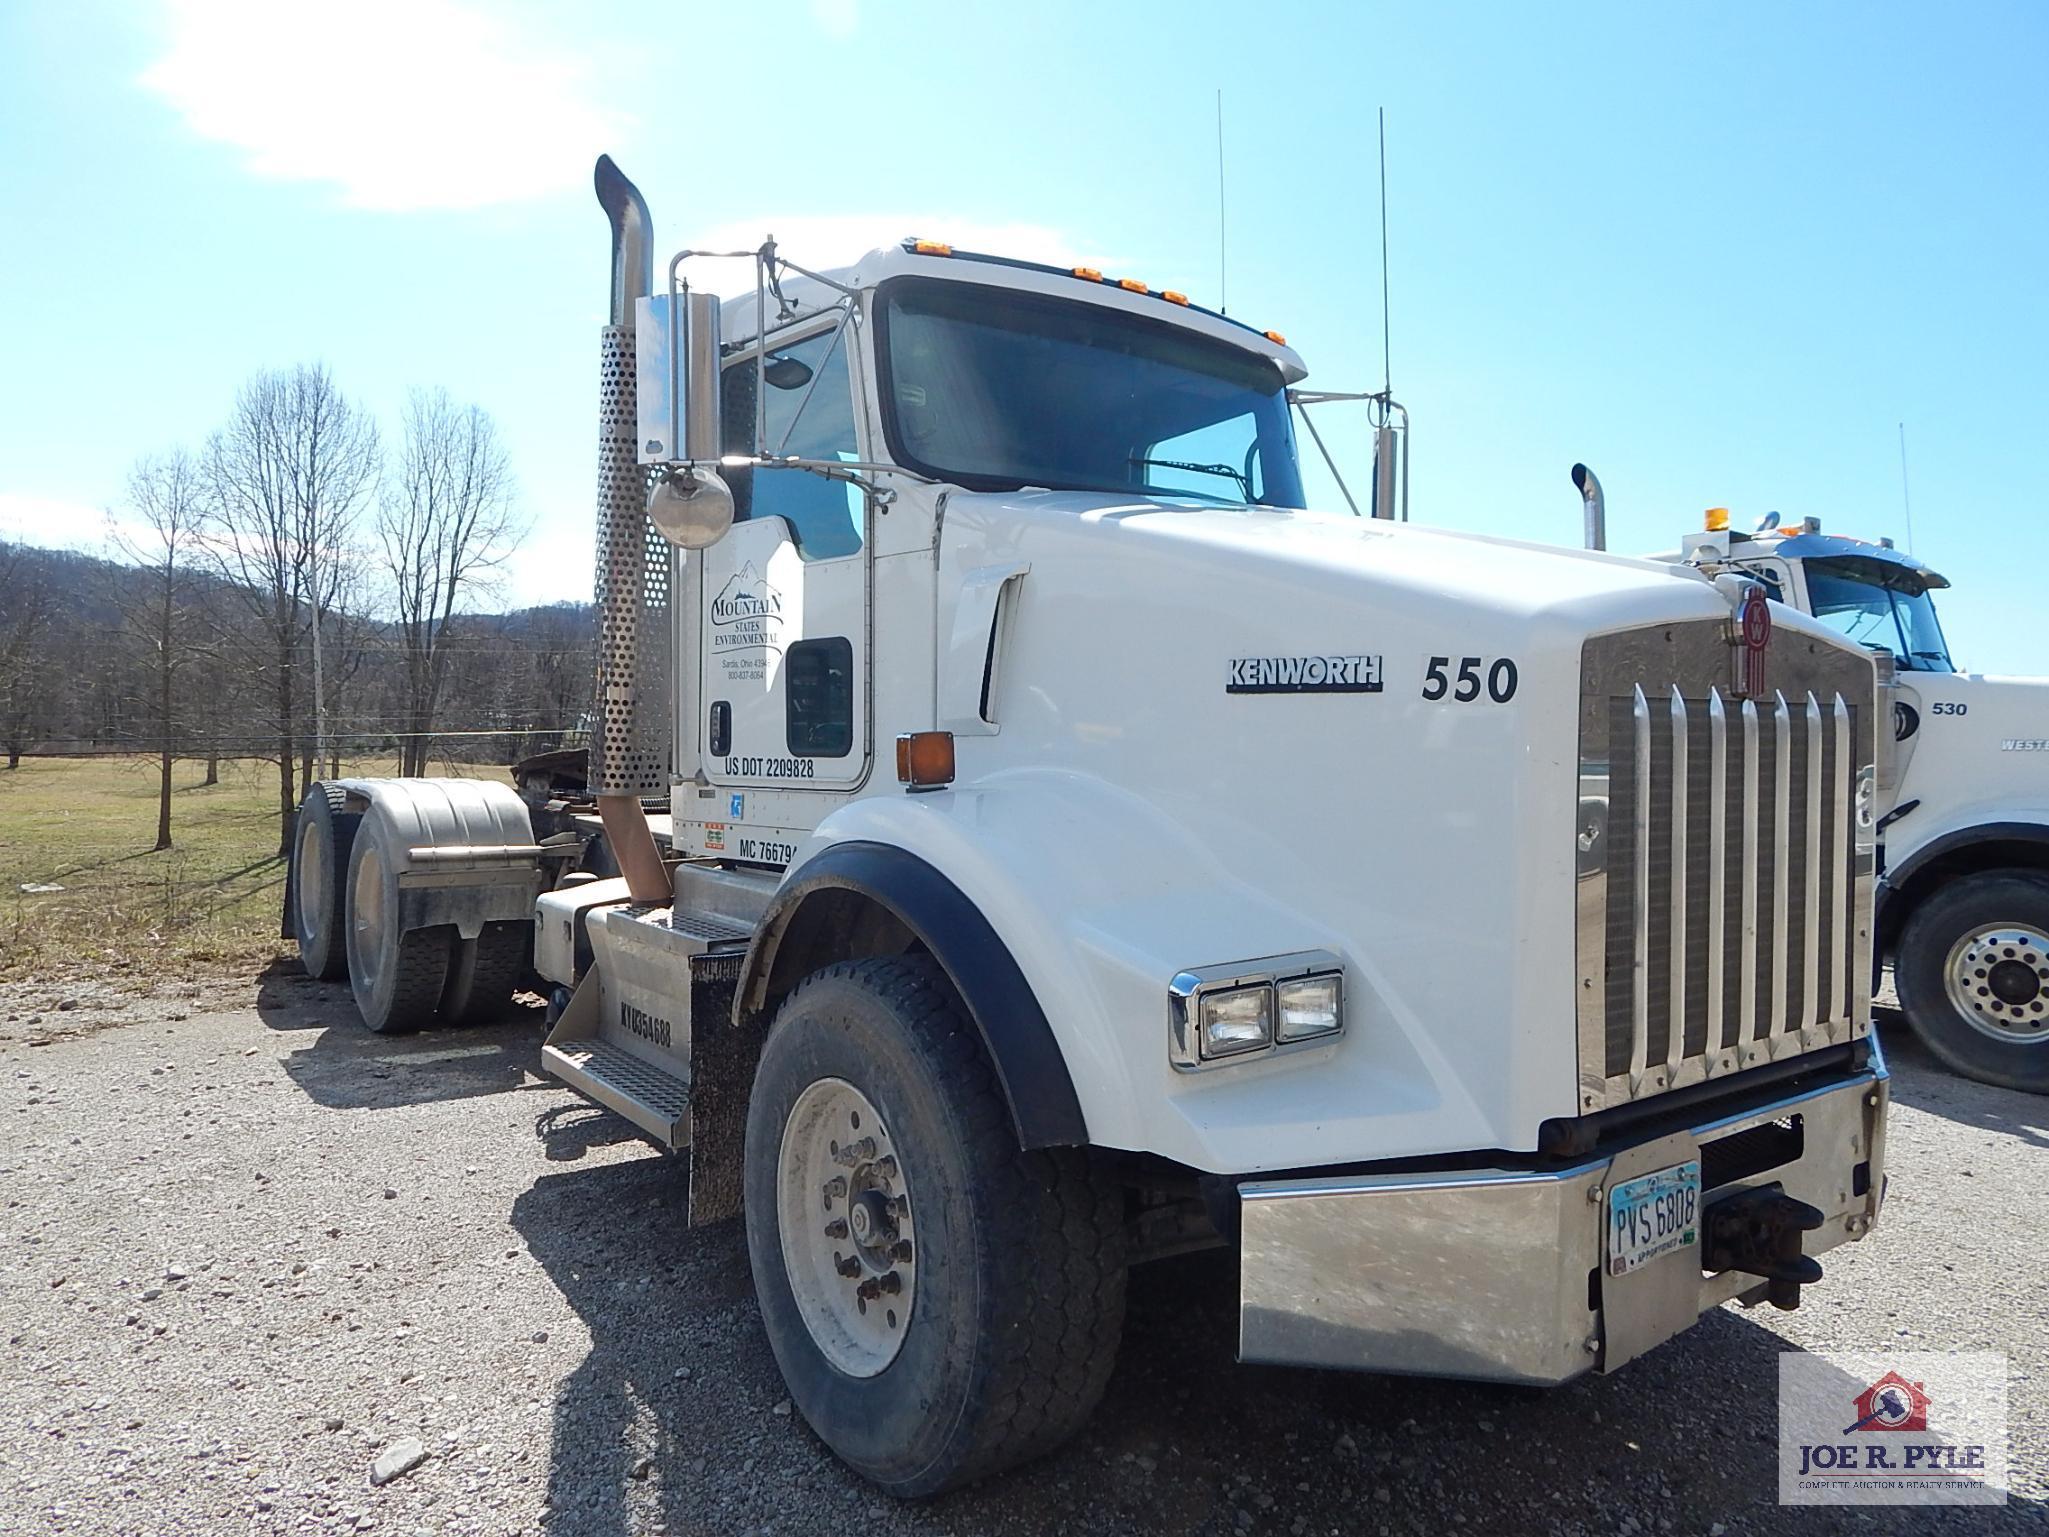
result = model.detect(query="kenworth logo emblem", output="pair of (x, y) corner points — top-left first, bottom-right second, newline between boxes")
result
(1228, 654), (1384, 695)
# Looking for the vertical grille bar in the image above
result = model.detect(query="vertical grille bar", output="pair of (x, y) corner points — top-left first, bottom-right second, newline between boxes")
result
(1832, 693), (1852, 1031)
(1770, 693), (1791, 1043)
(1802, 694), (1824, 1039)
(1630, 684), (1653, 1082)
(1707, 690), (1728, 1066)
(1666, 686), (1689, 1079)
(1740, 697), (1760, 1049)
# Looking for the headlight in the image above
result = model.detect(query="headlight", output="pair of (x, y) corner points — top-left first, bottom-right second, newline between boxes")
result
(1168, 951), (1345, 1070)
(1275, 973), (1342, 1041)
(1197, 984), (1273, 1058)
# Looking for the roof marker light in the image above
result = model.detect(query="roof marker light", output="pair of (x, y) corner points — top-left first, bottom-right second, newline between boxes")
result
(1263, 329), (1287, 345)
(911, 240), (953, 256)
(1705, 507), (1729, 532)
(1117, 278), (1148, 293)
(1161, 290), (1190, 305)
(1071, 266), (1103, 281)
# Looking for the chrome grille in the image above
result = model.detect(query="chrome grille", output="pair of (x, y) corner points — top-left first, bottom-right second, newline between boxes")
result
(1576, 622), (1876, 1110)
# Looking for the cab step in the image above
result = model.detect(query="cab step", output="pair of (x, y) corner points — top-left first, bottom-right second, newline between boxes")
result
(538, 892), (760, 1149)
(542, 1035), (691, 1145)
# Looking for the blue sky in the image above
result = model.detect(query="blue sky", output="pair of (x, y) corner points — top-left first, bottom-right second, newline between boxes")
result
(2, 1), (2044, 670)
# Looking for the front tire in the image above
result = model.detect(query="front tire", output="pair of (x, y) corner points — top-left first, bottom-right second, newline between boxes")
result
(1895, 870), (2049, 1093)
(742, 955), (1125, 1496)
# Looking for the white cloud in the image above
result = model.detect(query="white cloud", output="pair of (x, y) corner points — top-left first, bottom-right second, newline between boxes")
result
(809, 0), (859, 38)
(0, 493), (110, 551)
(686, 215), (1107, 295)
(140, 0), (621, 211)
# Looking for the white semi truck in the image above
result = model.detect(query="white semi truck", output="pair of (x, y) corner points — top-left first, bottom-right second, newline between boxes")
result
(1578, 468), (2047, 1093)
(284, 159), (1891, 1495)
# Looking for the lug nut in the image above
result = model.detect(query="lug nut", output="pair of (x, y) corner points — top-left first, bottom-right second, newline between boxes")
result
(835, 1253), (861, 1279)
(890, 1239), (914, 1265)
(823, 1219), (849, 1240)
(834, 1137), (877, 1168)
(874, 1155), (900, 1184)
(822, 1176), (847, 1207)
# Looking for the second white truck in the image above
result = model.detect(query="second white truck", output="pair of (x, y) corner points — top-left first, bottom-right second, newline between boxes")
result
(1622, 491), (2047, 1092)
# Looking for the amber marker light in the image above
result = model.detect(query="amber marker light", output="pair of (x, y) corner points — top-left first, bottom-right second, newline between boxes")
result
(896, 732), (957, 789)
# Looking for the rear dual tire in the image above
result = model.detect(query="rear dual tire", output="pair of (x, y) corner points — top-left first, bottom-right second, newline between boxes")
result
(291, 785), (360, 981)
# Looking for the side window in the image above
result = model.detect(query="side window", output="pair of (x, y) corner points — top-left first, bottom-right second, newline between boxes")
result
(721, 325), (864, 560)
(786, 637), (854, 757)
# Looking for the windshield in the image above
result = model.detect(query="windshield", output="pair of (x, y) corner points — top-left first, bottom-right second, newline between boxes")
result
(1803, 556), (1955, 672)
(876, 277), (1305, 507)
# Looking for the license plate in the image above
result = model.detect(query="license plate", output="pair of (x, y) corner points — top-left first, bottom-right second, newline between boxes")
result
(1607, 1160), (1700, 1276)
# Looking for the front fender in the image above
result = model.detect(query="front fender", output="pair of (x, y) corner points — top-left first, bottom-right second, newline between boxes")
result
(762, 769), (1501, 1175)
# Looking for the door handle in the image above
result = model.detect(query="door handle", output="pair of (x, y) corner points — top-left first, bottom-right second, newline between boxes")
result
(709, 700), (731, 758)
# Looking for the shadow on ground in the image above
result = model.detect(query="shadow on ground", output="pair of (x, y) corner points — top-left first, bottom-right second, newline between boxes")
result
(511, 1135), (2043, 1536)
(1874, 1008), (2049, 1149)
(254, 955), (556, 1112)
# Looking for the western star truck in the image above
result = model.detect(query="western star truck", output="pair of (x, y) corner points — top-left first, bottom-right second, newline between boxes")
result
(284, 160), (1890, 1495)
(1578, 462), (2046, 1093)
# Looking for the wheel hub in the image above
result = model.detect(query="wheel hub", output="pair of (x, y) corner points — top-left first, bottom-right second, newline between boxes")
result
(1944, 924), (2049, 1043)
(775, 1078), (916, 1377)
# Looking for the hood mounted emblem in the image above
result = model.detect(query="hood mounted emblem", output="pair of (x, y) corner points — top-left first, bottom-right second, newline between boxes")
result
(1735, 583), (1773, 698)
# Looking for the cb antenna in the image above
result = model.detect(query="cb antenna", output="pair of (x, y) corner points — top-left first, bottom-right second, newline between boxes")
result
(1378, 107), (1392, 399)
(1897, 421), (1917, 553)
(1215, 88), (1228, 315)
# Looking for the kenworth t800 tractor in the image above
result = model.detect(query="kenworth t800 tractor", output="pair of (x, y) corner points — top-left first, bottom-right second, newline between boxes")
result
(286, 161), (1889, 1494)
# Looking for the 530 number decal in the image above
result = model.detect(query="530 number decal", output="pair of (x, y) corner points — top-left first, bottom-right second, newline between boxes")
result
(1422, 655), (1518, 703)
(1930, 701), (1968, 717)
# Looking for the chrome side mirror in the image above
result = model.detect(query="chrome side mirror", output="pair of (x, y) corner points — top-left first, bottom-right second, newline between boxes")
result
(647, 290), (733, 549)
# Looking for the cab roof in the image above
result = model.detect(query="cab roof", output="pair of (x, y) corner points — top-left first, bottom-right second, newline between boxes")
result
(1762, 529), (1949, 589)
(713, 239), (1308, 384)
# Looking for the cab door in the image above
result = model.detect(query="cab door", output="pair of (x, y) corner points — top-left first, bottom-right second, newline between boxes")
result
(697, 320), (870, 797)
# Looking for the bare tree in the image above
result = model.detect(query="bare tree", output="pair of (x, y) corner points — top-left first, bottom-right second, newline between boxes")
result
(0, 542), (52, 770)
(200, 365), (380, 853)
(375, 390), (522, 777)
(108, 451), (207, 849)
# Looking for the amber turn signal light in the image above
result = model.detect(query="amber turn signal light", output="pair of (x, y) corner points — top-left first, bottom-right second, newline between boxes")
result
(896, 731), (956, 789)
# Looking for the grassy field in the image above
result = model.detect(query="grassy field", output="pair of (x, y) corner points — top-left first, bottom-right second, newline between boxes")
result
(0, 755), (508, 986)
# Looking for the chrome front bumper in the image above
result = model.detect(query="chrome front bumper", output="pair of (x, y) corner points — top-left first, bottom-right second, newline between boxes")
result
(1237, 1060), (1888, 1385)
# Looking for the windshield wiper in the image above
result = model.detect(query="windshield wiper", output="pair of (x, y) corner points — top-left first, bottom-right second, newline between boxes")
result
(1130, 456), (1251, 500)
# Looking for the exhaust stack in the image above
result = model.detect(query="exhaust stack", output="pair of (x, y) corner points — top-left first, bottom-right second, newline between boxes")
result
(1572, 462), (1606, 551)
(592, 155), (672, 903)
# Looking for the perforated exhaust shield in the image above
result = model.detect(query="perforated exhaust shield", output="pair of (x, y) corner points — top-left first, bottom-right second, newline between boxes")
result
(592, 322), (672, 795)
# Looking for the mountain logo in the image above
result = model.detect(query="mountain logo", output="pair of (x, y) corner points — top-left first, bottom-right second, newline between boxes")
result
(711, 564), (784, 628)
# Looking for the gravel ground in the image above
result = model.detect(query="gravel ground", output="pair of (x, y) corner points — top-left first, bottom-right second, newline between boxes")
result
(1, 965), (2042, 1536)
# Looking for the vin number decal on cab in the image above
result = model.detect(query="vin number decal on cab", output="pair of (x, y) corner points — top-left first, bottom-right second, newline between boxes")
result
(724, 756), (818, 780)
(1422, 655), (1518, 703)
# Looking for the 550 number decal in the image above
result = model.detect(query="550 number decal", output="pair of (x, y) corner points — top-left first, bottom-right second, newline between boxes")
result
(1422, 655), (1518, 703)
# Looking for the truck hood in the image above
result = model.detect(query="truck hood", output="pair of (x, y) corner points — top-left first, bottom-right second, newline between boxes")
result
(960, 490), (1853, 643)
